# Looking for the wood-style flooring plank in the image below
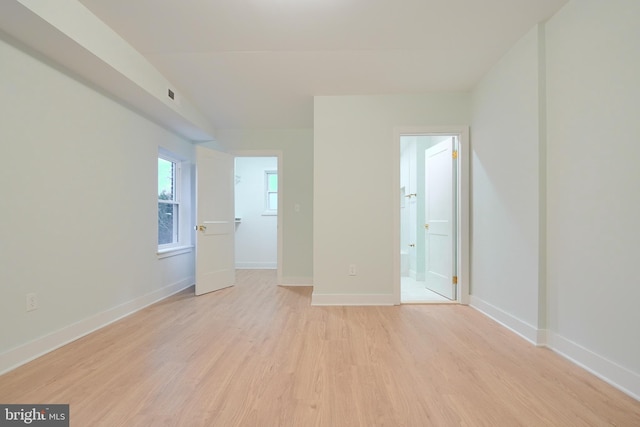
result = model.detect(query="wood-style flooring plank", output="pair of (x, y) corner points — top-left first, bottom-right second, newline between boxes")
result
(0, 270), (639, 426)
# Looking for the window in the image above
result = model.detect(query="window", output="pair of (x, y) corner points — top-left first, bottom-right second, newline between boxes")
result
(158, 155), (180, 247)
(264, 170), (277, 214)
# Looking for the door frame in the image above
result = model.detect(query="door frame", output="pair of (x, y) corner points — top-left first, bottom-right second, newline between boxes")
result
(392, 126), (470, 304)
(232, 150), (284, 285)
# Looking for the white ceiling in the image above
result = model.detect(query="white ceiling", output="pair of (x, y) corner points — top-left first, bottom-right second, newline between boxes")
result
(78, 0), (568, 130)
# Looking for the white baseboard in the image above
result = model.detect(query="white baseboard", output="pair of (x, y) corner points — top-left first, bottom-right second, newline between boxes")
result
(311, 292), (395, 306)
(0, 277), (194, 375)
(469, 295), (540, 345)
(235, 262), (277, 269)
(280, 276), (313, 286)
(545, 330), (640, 401)
(470, 295), (639, 401)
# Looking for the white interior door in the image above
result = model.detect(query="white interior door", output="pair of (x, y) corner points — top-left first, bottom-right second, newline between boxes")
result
(424, 138), (455, 300)
(195, 146), (235, 296)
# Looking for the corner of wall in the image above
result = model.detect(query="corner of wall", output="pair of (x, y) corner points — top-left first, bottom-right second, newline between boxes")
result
(469, 296), (541, 345)
(546, 331), (640, 401)
(536, 21), (549, 333)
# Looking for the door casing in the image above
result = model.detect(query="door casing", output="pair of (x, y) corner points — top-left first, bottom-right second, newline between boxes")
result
(392, 126), (470, 304)
(232, 150), (284, 285)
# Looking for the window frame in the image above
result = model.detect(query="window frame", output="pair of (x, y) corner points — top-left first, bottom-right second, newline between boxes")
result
(158, 152), (181, 251)
(263, 170), (278, 216)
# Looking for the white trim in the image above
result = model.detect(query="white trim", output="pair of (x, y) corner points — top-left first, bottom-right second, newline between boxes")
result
(469, 295), (539, 345)
(392, 132), (402, 305)
(0, 277), (193, 375)
(311, 292), (395, 306)
(231, 150), (284, 285)
(156, 245), (193, 259)
(235, 262), (277, 269)
(545, 331), (640, 401)
(393, 126), (470, 305)
(280, 276), (314, 286)
(470, 298), (640, 401)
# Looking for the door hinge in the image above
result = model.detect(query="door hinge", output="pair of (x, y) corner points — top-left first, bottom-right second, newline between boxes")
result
(452, 276), (458, 285)
(452, 150), (458, 159)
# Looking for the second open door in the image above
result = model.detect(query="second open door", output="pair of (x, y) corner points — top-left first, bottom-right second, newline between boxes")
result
(195, 146), (235, 296)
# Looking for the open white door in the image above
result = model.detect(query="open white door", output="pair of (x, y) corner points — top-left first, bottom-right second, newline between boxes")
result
(195, 146), (235, 296)
(424, 138), (455, 300)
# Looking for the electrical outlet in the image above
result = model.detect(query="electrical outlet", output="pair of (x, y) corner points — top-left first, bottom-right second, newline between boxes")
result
(26, 293), (38, 312)
(348, 264), (357, 276)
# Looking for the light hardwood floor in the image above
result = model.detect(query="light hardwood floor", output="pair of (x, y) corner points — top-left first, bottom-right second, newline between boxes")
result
(1, 270), (639, 426)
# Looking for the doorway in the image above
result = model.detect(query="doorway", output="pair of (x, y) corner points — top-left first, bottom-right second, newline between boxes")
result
(394, 128), (469, 304)
(233, 151), (283, 284)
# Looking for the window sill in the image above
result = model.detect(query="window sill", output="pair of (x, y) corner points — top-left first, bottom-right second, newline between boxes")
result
(262, 211), (277, 216)
(157, 245), (194, 259)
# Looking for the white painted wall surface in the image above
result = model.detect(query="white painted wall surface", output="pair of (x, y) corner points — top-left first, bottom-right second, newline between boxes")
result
(0, 34), (195, 372)
(234, 157), (278, 269)
(469, 0), (640, 397)
(217, 129), (313, 285)
(313, 94), (470, 304)
(545, 0), (640, 390)
(470, 25), (543, 335)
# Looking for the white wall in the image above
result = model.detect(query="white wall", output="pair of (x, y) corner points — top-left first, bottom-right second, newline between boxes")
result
(234, 157), (278, 269)
(0, 34), (195, 373)
(545, 0), (640, 396)
(313, 94), (470, 304)
(470, 25), (544, 339)
(216, 129), (313, 285)
(469, 0), (640, 398)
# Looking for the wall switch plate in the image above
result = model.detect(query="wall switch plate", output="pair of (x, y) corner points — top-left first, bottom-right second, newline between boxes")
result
(348, 264), (357, 276)
(26, 293), (38, 311)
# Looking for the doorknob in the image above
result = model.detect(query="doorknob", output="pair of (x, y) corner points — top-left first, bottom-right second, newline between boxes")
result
(197, 225), (207, 232)
(424, 224), (429, 230)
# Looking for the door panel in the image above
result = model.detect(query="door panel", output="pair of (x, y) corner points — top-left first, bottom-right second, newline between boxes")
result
(424, 138), (455, 300)
(195, 146), (235, 296)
